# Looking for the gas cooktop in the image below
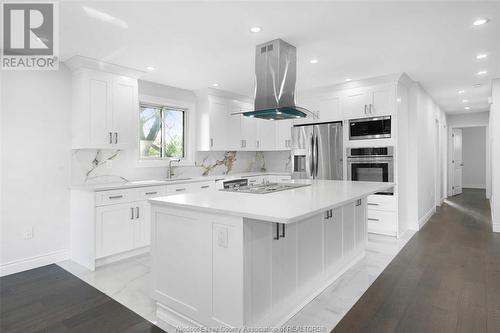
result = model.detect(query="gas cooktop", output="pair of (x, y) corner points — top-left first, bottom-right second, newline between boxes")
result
(220, 182), (310, 194)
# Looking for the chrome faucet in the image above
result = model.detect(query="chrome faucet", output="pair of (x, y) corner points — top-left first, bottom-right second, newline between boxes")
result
(167, 158), (181, 179)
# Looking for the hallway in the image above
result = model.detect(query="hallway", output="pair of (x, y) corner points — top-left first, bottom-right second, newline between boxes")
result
(332, 189), (500, 332)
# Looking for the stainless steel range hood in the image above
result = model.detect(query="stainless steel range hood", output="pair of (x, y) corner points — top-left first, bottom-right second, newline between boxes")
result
(236, 39), (311, 120)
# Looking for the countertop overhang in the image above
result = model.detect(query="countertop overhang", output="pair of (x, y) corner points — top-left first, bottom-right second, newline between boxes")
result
(149, 180), (394, 224)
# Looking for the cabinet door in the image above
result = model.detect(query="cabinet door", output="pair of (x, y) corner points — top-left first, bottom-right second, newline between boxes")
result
(96, 203), (135, 258)
(354, 199), (367, 248)
(342, 202), (356, 256)
(342, 89), (369, 119)
(318, 96), (342, 122)
(370, 86), (395, 115)
(271, 223), (297, 308)
(256, 119), (276, 151)
(241, 115), (258, 150)
(88, 75), (113, 147)
(133, 201), (151, 248)
(324, 207), (343, 272)
(275, 120), (292, 150)
(297, 213), (323, 288)
(209, 98), (228, 150)
(112, 77), (138, 149)
(226, 101), (243, 150)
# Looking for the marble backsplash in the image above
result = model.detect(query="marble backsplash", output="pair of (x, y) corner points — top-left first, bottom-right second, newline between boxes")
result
(71, 149), (291, 185)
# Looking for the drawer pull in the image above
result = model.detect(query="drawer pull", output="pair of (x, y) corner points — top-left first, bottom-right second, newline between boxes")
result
(136, 207), (139, 219)
(145, 191), (158, 195)
(176, 188), (186, 192)
(200, 185), (210, 189)
(130, 207), (134, 220)
(109, 195), (123, 199)
(355, 199), (362, 206)
(368, 203), (380, 206)
(368, 218), (380, 222)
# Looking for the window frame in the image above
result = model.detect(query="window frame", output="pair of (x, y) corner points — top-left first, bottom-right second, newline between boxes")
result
(136, 94), (195, 167)
(139, 103), (186, 160)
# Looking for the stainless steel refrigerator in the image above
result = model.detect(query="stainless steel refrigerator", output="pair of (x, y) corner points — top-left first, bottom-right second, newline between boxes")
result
(291, 122), (343, 180)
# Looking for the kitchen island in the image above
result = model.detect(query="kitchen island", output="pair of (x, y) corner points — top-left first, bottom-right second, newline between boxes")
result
(149, 180), (393, 331)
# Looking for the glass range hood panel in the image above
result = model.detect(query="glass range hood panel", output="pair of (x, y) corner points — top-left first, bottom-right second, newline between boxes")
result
(242, 106), (309, 120)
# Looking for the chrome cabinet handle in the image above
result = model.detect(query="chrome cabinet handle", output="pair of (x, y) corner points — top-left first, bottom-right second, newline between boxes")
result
(280, 224), (285, 238)
(364, 105), (367, 115)
(200, 185), (210, 189)
(130, 207), (134, 220)
(369, 104), (373, 114)
(145, 191), (158, 195)
(356, 199), (362, 206)
(368, 218), (379, 221)
(315, 135), (319, 178)
(109, 132), (113, 144)
(274, 223), (280, 240)
(257, 140), (260, 148)
(175, 188), (186, 192)
(136, 207), (139, 219)
(310, 135), (315, 177)
(368, 203), (379, 206)
(109, 195), (123, 199)
(114, 132), (118, 144)
(210, 138), (213, 148)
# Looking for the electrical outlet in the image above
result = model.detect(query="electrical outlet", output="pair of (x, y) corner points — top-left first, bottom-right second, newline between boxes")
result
(23, 227), (34, 240)
(217, 228), (228, 248)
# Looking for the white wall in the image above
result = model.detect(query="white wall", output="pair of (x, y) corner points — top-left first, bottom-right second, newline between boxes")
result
(447, 111), (489, 128)
(407, 82), (447, 230)
(1, 66), (72, 275)
(491, 79), (500, 233)
(461, 127), (486, 189)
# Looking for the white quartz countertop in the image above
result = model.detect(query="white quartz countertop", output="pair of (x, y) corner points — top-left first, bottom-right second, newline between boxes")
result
(71, 172), (291, 192)
(149, 180), (394, 224)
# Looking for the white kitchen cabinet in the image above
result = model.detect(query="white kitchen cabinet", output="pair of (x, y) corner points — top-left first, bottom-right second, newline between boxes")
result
(271, 222), (297, 309)
(208, 96), (231, 151)
(256, 118), (276, 150)
(342, 85), (395, 119)
(133, 201), (151, 249)
(71, 69), (139, 149)
(354, 199), (367, 246)
(275, 120), (293, 150)
(342, 202), (356, 256)
(318, 95), (342, 122)
(239, 103), (258, 151)
(96, 202), (135, 258)
(297, 214), (323, 288)
(323, 207), (343, 272)
(367, 194), (397, 236)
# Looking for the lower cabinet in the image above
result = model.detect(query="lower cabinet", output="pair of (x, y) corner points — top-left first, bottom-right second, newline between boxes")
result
(271, 222), (297, 310)
(96, 202), (136, 258)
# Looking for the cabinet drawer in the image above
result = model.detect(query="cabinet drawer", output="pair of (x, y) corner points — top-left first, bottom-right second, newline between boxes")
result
(134, 186), (167, 201)
(367, 194), (397, 212)
(275, 175), (292, 183)
(194, 181), (215, 191)
(166, 183), (192, 194)
(95, 189), (134, 206)
(367, 210), (397, 236)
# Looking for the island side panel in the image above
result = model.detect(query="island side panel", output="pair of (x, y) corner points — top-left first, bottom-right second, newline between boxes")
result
(150, 204), (245, 329)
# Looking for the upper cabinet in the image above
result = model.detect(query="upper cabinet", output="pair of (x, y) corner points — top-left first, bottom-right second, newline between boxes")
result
(68, 57), (142, 150)
(342, 85), (395, 119)
(196, 90), (292, 151)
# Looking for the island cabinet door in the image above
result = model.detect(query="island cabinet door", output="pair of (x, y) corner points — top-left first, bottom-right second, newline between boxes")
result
(324, 207), (343, 274)
(354, 199), (367, 248)
(271, 222), (297, 311)
(297, 213), (324, 292)
(342, 203), (356, 258)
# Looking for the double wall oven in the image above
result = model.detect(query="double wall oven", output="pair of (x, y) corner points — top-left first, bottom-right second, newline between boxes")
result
(347, 146), (394, 195)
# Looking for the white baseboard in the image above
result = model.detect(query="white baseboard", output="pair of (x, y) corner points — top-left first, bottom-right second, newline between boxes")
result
(463, 184), (486, 189)
(493, 224), (500, 233)
(0, 249), (69, 277)
(418, 207), (436, 230)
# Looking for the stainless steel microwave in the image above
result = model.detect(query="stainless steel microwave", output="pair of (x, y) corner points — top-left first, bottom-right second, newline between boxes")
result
(349, 116), (391, 140)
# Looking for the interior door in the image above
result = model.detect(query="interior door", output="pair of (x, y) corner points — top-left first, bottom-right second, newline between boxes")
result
(452, 128), (463, 195)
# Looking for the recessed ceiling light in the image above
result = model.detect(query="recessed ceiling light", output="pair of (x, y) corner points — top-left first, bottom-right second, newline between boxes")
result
(462, 99), (469, 103)
(309, 59), (319, 64)
(458, 90), (465, 94)
(477, 70), (488, 75)
(464, 106), (471, 110)
(476, 53), (488, 60)
(146, 66), (155, 71)
(473, 18), (489, 26)
(249, 26), (262, 33)
(345, 78), (352, 82)
(212, 83), (219, 87)
(472, 83), (482, 88)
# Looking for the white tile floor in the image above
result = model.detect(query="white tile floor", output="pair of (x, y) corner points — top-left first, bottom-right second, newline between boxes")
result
(57, 230), (415, 332)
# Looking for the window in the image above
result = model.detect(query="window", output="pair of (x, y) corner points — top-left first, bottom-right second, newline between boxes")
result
(139, 104), (185, 159)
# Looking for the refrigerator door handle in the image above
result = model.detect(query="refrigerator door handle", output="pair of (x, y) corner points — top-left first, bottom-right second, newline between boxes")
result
(309, 134), (315, 178)
(315, 134), (319, 178)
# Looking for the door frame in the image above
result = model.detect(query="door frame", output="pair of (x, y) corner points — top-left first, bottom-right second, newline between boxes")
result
(447, 124), (490, 197)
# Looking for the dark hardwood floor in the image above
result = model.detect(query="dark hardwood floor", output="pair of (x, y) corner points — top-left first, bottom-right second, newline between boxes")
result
(332, 189), (500, 333)
(0, 264), (164, 333)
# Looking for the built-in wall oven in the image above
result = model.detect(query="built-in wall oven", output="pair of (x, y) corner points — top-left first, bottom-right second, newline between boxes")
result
(349, 116), (391, 140)
(347, 146), (394, 195)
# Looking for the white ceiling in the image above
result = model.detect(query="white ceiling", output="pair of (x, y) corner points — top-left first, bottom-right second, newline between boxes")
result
(60, 1), (500, 114)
